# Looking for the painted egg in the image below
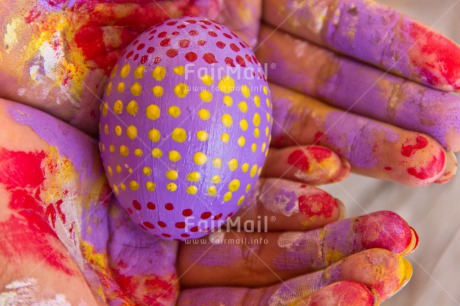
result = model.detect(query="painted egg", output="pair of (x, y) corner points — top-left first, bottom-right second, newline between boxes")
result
(99, 17), (272, 240)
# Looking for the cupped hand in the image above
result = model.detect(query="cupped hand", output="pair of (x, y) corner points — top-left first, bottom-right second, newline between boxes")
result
(0, 100), (417, 304)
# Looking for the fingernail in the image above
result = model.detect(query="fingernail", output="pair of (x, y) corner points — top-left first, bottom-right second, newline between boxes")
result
(400, 227), (419, 256)
(435, 151), (457, 184)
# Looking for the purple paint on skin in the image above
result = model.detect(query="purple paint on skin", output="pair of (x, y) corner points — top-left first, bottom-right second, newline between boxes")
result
(316, 56), (460, 151)
(9, 103), (100, 180)
(275, 189), (298, 212)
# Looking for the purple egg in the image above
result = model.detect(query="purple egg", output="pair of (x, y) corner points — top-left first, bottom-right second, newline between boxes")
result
(99, 17), (272, 240)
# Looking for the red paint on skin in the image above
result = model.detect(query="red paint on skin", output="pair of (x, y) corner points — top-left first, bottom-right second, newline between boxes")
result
(309, 281), (375, 305)
(298, 193), (336, 218)
(384, 166), (393, 171)
(307, 146), (332, 162)
(407, 150), (446, 180)
(354, 211), (413, 254)
(314, 131), (325, 144)
(0, 148), (74, 275)
(287, 150), (310, 171)
(401, 136), (428, 157)
(410, 22), (460, 89)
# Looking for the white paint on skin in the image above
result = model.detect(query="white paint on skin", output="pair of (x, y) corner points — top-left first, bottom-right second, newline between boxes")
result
(4, 19), (20, 50)
(0, 278), (71, 306)
(257, 181), (300, 217)
(277, 232), (304, 250)
(208, 231), (226, 245)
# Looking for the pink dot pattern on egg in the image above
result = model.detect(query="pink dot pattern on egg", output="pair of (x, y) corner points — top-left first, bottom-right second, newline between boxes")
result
(99, 17), (272, 240)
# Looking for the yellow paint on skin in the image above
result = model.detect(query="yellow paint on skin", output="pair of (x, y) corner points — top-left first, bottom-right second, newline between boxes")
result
(82, 241), (107, 270)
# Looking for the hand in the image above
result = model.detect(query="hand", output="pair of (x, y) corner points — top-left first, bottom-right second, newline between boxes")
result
(254, 0), (460, 186)
(0, 101), (417, 304)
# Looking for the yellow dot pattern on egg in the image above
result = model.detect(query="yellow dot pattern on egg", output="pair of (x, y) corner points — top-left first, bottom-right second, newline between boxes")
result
(241, 85), (250, 98)
(208, 186), (217, 196)
(126, 125), (137, 139)
(254, 128), (260, 138)
(114, 100), (123, 114)
(109, 145), (115, 153)
(153, 66), (166, 81)
(126, 100), (138, 115)
(196, 130), (208, 142)
(242, 163), (249, 173)
(128, 168), (133, 174)
(146, 104), (160, 120)
(251, 143), (257, 153)
(253, 95), (261, 107)
(174, 83), (189, 98)
(223, 96), (233, 107)
(253, 113), (261, 127)
(198, 109), (210, 121)
(146, 181), (156, 192)
(116, 165), (122, 173)
(228, 159), (238, 171)
(238, 101), (248, 113)
(237, 196), (245, 206)
(250, 165), (258, 178)
(134, 65), (145, 79)
(152, 148), (163, 158)
(143, 167), (152, 176)
(221, 133), (230, 143)
(107, 166), (113, 176)
(152, 86), (164, 97)
(222, 114), (233, 127)
(105, 82), (112, 96)
(110, 65), (118, 78)
(266, 113), (271, 122)
(120, 183), (126, 191)
(258, 167), (263, 176)
(120, 64), (130, 78)
(201, 74), (214, 86)
(224, 192), (232, 202)
(166, 183), (177, 192)
(239, 119), (248, 131)
(120, 145), (129, 156)
(194, 152), (207, 165)
(174, 66), (185, 76)
(112, 184), (119, 195)
(115, 125), (122, 136)
(266, 98), (271, 108)
(117, 82), (125, 93)
(99, 143), (105, 152)
(103, 124), (109, 135)
(129, 180), (139, 191)
(211, 175), (221, 184)
(134, 148), (143, 156)
(237, 136), (245, 147)
(148, 129), (161, 142)
(263, 85), (269, 95)
(168, 106), (181, 118)
(166, 170), (178, 180)
(169, 150), (181, 162)
(246, 184), (252, 193)
(218, 76), (235, 93)
(228, 179), (240, 192)
(172, 128), (187, 143)
(102, 103), (109, 116)
(130, 82), (142, 96)
(186, 186), (198, 195)
(212, 158), (222, 169)
(265, 127), (270, 137)
(261, 142), (267, 153)
(187, 172), (201, 182)
(200, 90), (213, 102)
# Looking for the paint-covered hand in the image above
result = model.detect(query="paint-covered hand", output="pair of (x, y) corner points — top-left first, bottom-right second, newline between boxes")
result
(0, 0), (219, 135)
(257, 0), (460, 186)
(0, 99), (416, 305)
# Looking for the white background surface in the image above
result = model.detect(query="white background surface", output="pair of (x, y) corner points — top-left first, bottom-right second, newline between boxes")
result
(322, 1), (460, 304)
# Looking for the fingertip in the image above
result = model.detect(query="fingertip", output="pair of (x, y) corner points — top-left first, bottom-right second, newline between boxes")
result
(308, 281), (378, 306)
(435, 151), (457, 184)
(331, 158), (351, 183)
(400, 227), (419, 256)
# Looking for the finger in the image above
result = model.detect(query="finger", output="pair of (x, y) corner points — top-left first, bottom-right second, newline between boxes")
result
(178, 211), (417, 287)
(435, 151), (458, 184)
(263, 145), (350, 185)
(257, 25), (460, 151)
(269, 83), (455, 186)
(178, 281), (377, 305)
(262, 0), (460, 91)
(213, 0), (262, 48)
(234, 178), (344, 231)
